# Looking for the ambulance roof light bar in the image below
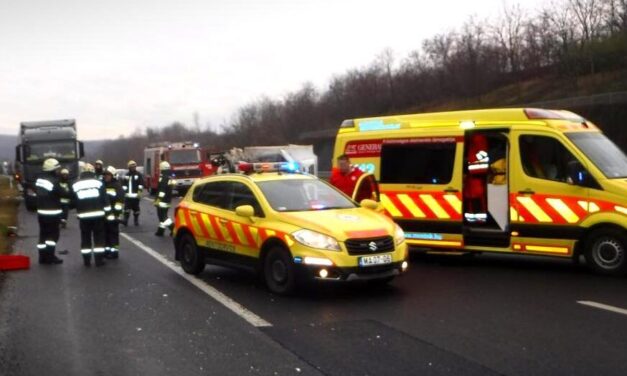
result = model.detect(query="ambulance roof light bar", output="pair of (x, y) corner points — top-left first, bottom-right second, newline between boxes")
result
(237, 161), (301, 174)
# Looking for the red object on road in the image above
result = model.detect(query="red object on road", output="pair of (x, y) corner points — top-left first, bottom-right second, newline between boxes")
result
(0, 254), (30, 271)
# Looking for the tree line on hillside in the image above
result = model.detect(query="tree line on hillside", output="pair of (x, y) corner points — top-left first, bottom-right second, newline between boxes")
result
(97, 0), (627, 167)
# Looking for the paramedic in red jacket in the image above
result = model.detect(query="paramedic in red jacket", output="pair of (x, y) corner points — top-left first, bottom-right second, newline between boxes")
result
(330, 154), (363, 197)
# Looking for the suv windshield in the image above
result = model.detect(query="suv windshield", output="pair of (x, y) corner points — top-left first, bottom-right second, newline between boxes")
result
(567, 132), (627, 178)
(170, 149), (200, 164)
(257, 179), (356, 212)
(26, 141), (76, 161)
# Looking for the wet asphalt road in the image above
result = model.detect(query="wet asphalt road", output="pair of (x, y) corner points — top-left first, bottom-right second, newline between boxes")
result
(1, 197), (627, 375)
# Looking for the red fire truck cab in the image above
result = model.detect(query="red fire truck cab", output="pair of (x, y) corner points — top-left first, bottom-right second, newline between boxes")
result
(143, 141), (212, 196)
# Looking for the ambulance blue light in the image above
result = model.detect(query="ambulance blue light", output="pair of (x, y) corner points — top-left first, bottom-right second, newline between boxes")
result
(281, 161), (300, 172)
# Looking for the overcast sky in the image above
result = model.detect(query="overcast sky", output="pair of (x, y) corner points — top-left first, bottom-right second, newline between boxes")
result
(0, 0), (545, 140)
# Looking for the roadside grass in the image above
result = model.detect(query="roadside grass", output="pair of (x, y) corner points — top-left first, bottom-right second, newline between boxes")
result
(0, 175), (19, 255)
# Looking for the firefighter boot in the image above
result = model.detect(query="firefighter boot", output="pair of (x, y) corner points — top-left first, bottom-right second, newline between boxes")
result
(83, 254), (92, 267)
(95, 254), (105, 267)
(49, 253), (63, 264)
(38, 250), (50, 264)
(169, 223), (174, 237)
(110, 247), (119, 259)
(155, 228), (164, 237)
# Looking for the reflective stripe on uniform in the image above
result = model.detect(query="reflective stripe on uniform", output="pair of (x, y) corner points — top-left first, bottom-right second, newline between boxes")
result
(73, 179), (102, 191)
(104, 206), (112, 211)
(77, 211), (106, 219)
(81, 249), (92, 254)
(60, 198), (71, 204)
(114, 204), (123, 210)
(37, 244), (47, 249)
(38, 209), (63, 215)
(93, 247), (105, 254)
(158, 192), (165, 198)
(45, 240), (56, 246)
(158, 202), (171, 208)
(125, 193), (138, 198)
(36, 178), (54, 191)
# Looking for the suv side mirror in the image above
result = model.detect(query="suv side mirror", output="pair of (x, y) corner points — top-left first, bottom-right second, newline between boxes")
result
(235, 205), (255, 218)
(360, 199), (379, 210)
(78, 141), (85, 158)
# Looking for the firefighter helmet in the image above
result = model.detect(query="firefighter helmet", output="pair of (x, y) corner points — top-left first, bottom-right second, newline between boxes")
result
(104, 165), (116, 176)
(159, 161), (171, 171)
(127, 160), (137, 168)
(60, 168), (69, 175)
(95, 159), (104, 166)
(43, 158), (61, 172)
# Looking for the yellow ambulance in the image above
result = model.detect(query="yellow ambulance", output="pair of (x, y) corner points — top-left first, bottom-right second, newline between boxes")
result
(333, 108), (627, 275)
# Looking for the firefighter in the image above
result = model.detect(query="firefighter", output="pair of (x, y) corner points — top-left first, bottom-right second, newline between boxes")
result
(154, 161), (174, 237)
(94, 160), (105, 181)
(35, 158), (64, 265)
(103, 166), (124, 259)
(330, 154), (363, 197)
(122, 160), (144, 226)
(72, 163), (110, 267)
(59, 168), (72, 229)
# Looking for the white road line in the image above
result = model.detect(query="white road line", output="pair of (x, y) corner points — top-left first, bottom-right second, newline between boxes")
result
(577, 300), (627, 317)
(120, 232), (272, 328)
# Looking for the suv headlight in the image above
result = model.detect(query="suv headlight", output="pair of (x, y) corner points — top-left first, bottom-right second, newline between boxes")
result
(292, 229), (340, 251)
(394, 224), (405, 246)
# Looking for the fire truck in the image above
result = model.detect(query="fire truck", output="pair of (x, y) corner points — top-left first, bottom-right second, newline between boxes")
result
(143, 142), (211, 196)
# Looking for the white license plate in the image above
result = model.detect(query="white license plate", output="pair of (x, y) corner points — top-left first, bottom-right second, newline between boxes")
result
(359, 254), (392, 267)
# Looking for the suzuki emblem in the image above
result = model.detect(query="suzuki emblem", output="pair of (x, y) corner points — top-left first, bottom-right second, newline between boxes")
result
(368, 241), (378, 251)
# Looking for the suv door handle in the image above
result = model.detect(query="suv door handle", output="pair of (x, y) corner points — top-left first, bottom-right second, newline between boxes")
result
(518, 189), (535, 195)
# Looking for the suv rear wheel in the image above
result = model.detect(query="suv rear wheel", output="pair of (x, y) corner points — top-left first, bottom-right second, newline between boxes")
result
(179, 233), (205, 275)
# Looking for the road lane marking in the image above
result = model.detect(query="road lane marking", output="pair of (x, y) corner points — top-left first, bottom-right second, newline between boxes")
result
(577, 300), (627, 317)
(120, 232), (272, 327)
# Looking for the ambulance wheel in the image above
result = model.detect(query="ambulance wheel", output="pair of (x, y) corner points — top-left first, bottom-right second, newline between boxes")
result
(584, 228), (627, 276)
(180, 233), (205, 275)
(263, 247), (296, 295)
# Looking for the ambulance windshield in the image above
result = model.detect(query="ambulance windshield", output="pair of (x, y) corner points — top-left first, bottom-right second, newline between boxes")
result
(258, 179), (356, 212)
(567, 132), (627, 178)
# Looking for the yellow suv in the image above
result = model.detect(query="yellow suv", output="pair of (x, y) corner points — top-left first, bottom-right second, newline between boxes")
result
(173, 162), (408, 294)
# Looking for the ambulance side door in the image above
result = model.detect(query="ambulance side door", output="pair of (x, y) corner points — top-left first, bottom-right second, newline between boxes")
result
(377, 135), (464, 245)
(510, 130), (593, 256)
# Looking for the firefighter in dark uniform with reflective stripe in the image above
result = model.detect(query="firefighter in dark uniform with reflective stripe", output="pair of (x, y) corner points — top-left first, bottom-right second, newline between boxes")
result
(94, 160), (105, 181)
(154, 161), (174, 236)
(72, 163), (110, 267)
(103, 166), (124, 259)
(122, 160), (144, 226)
(59, 168), (72, 228)
(35, 158), (64, 264)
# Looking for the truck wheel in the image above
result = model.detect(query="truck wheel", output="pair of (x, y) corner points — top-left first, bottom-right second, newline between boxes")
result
(263, 247), (296, 295)
(179, 234), (205, 275)
(584, 228), (627, 276)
